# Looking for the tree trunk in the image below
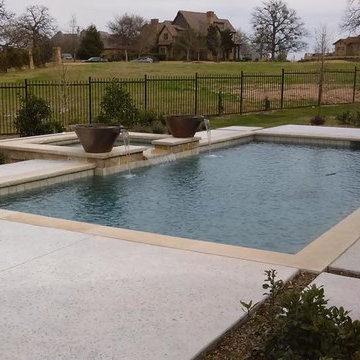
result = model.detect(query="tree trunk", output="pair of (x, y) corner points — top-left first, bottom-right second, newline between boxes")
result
(28, 49), (35, 70)
(125, 49), (128, 62)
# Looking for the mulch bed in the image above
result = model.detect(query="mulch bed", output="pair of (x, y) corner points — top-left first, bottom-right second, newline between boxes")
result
(198, 271), (317, 360)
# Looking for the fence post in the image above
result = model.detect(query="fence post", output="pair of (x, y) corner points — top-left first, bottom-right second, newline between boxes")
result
(24, 79), (28, 100)
(194, 72), (198, 115)
(353, 66), (357, 103)
(280, 68), (285, 109)
(240, 71), (244, 115)
(88, 76), (92, 124)
(144, 74), (148, 111)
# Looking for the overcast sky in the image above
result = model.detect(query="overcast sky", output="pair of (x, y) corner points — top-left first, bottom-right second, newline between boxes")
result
(7, 0), (352, 58)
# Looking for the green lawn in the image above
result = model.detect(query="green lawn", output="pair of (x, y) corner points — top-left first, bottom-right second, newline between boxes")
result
(1, 60), (360, 82)
(1, 60), (360, 135)
(210, 103), (360, 129)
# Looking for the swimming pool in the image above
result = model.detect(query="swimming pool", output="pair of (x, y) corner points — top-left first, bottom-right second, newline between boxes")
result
(1, 142), (360, 253)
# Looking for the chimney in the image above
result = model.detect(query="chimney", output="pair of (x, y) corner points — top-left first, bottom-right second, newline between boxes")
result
(206, 11), (215, 24)
(151, 18), (159, 26)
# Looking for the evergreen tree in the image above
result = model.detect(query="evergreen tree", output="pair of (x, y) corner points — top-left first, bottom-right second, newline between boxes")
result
(220, 29), (234, 60)
(76, 25), (104, 60)
(206, 25), (221, 61)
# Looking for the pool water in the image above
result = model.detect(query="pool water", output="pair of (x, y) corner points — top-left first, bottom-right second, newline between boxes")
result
(2, 142), (360, 254)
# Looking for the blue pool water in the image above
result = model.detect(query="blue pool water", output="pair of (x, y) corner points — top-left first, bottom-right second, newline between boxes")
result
(2, 142), (360, 254)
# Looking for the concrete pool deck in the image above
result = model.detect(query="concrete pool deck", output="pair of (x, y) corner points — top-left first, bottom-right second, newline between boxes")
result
(1, 125), (360, 358)
(0, 217), (298, 360)
(0, 212), (359, 359)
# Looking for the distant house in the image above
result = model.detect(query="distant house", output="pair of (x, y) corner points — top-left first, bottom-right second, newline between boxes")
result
(153, 10), (239, 61)
(51, 31), (79, 57)
(333, 36), (360, 57)
(52, 30), (124, 60)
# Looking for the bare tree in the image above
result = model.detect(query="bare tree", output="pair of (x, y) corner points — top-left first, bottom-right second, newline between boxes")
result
(108, 13), (146, 61)
(0, 0), (16, 47)
(251, 0), (307, 60)
(17, 5), (57, 48)
(235, 30), (255, 60)
(314, 25), (332, 109)
(134, 22), (157, 56)
(69, 14), (79, 59)
(342, 0), (360, 32)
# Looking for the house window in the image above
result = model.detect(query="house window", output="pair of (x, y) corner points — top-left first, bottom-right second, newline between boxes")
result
(163, 33), (168, 40)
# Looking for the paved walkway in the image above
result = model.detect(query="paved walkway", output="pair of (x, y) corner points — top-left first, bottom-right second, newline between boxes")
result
(0, 216), (359, 359)
(0, 219), (297, 360)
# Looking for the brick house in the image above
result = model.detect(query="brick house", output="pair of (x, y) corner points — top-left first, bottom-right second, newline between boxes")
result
(154, 10), (238, 60)
(333, 36), (360, 57)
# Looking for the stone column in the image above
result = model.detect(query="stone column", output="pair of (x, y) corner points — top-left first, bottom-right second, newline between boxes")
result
(28, 49), (34, 69)
(53, 46), (62, 64)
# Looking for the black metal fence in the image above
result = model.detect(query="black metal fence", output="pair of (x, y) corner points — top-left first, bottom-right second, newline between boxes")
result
(1, 68), (359, 134)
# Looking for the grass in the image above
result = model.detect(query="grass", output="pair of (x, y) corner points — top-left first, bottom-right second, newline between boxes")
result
(1, 60), (360, 134)
(1, 60), (360, 82)
(210, 103), (360, 129)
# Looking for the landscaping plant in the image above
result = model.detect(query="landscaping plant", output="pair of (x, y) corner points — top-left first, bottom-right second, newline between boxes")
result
(96, 80), (138, 128)
(0, 152), (6, 164)
(336, 111), (360, 127)
(97, 81), (168, 133)
(245, 270), (360, 360)
(14, 94), (63, 137)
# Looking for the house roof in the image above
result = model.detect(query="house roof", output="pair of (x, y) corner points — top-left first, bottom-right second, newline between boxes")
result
(334, 36), (360, 45)
(175, 10), (235, 34)
(162, 21), (182, 37)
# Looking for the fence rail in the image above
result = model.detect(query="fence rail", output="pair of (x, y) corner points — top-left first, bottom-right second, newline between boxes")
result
(0, 67), (359, 134)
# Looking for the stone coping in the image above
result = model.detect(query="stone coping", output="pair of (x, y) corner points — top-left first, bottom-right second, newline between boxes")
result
(216, 126), (263, 131)
(0, 141), (147, 159)
(257, 125), (360, 141)
(197, 130), (255, 146)
(0, 160), (95, 188)
(1, 205), (360, 272)
(152, 136), (201, 146)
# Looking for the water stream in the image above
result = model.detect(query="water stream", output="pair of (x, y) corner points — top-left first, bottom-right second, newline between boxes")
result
(120, 128), (136, 178)
(203, 118), (217, 158)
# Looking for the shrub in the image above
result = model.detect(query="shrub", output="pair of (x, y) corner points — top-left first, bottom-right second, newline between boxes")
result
(97, 81), (138, 128)
(14, 95), (63, 137)
(132, 110), (168, 134)
(336, 111), (360, 127)
(248, 271), (360, 359)
(0, 48), (28, 72)
(310, 116), (326, 126)
(0, 152), (6, 164)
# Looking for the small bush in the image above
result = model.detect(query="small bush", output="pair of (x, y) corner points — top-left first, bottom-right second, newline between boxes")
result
(0, 48), (28, 72)
(14, 95), (63, 137)
(133, 110), (168, 134)
(0, 152), (7, 164)
(249, 270), (360, 359)
(336, 111), (360, 127)
(137, 110), (158, 127)
(97, 80), (138, 128)
(310, 116), (326, 126)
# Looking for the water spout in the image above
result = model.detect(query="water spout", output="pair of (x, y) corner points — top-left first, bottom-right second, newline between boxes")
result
(203, 118), (213, 156)
(120, 127), (135, 178)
